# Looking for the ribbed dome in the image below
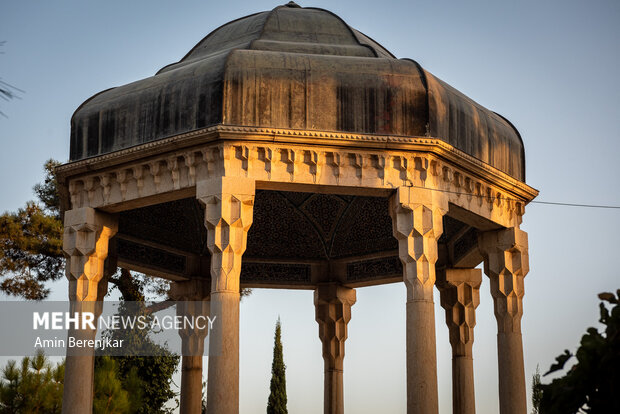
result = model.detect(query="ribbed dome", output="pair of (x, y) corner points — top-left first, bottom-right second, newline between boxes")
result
(70, 2), (525, 180)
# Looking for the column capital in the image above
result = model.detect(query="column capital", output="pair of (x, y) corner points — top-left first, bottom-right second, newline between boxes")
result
(390, 186), (448, 302)
(478, 227), (529, 334)
(314, 283), (356, 371)
(197, 177), (255, 294)
(63, 207), (117, 302)
(437, 268), (482, 356)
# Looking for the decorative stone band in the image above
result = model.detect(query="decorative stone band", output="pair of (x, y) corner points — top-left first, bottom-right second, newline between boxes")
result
(478, 228), (529, 334)
(63, 207), (118, 302)
(57, 128), (537, 230)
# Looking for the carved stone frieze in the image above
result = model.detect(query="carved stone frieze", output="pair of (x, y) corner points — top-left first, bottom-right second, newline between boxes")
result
(346, 256), (402, 282)
(60, 128), (537, 229)
(116, 237), (187, 275)
(119, 198), (206, 254)
(452, 228), (479, 263)
(240, 262), (311, 284)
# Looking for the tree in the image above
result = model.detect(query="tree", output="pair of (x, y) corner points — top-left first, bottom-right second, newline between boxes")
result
(267, 317), (288, 414)
(93, 356), (141, 414)
(0, 351), (145, 414)
(0, 351), (63, 413)
(0, 160), (63, 299)
(532, 365), (542, 414)
(539, 290), (620, 413)
(0, 159), (166, 300)
(98, 269), (179, 414)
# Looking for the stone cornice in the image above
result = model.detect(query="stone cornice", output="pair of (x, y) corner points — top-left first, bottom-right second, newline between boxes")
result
(57, 125), (538, 201)
(58, 125), (537, 228)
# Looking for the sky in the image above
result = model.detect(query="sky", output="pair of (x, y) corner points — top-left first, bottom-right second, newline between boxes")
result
(1, 0), (620, 413)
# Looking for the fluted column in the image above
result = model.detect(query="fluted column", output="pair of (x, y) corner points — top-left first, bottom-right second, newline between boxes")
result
(170, 279), (211, 414)
(437, 268), (482, 414)
(61, 207), (117, 414)
(479, 228), (529, 414)
(389, 187), (447, 414)
(314, 283), (356, 414)
(197, 177), (254, 414)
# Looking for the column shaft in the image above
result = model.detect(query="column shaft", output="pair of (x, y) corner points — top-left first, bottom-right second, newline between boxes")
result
(390, 187), (447, 414)
(497, 333), (526, 414)
(452, 356), (475, 414)
(61, 207), (117, 414)
(198, 177), (254, 414)
(479, 228), (529, 414)
(314, 283), (356, 414)
(207, 292), (240, 413)
(405, 300), (438, 414)
(180, 356), (203, 413)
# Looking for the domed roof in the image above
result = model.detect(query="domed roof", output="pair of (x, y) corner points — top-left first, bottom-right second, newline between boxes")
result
(70, 2), (525, 180)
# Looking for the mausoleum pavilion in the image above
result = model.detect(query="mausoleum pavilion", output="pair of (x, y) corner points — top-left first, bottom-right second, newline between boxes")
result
(57, 3), (538, 413)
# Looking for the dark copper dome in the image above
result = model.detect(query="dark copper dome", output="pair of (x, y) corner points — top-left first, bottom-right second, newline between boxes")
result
(70, 2), (525, 180)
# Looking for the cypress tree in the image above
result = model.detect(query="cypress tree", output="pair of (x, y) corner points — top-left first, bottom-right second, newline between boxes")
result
(267, 318), (288, 414)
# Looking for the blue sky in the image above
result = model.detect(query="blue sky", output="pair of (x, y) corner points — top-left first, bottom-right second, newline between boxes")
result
(1, 1), (619, 413)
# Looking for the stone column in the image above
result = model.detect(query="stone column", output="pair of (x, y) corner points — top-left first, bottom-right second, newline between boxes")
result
(478, 228), (529, 414)
(170, 279), (211, 414)
(437, 268), (482, 414)
(197, 177), (255, 414)
(61, 207), (117, 414)
(314, 283), (356, 414)
(389, 186), (447, 414)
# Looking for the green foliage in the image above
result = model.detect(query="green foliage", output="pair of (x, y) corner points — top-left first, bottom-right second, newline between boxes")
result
(100, 269), (179, 414)
(0, 159), (64, 299)
(0, 350), (63, 413)
(33, 160), (62, 219)
(532, 365), (542, 414)
(540, 290), (620, 413)
(267, 318), (288, 414)
(93, 356), (136, 414)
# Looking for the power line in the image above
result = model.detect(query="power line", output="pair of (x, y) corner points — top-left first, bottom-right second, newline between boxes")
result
(529, 200), (620, 209)
(407, 185), (620, 210)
